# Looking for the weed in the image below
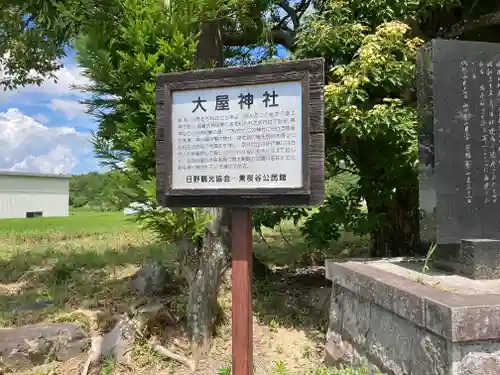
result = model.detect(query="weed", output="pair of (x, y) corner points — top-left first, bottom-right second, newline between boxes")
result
(414, 242), (437, 284)
(101, 358), (117, 375)
(267, 318), (280, 333)
(272, 360), (289, 374)
(422, 243), (437, 275)
(302, 345), (313, 359)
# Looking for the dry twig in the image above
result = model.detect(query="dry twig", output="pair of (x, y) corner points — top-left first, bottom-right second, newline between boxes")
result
(149, 339), (195, 371)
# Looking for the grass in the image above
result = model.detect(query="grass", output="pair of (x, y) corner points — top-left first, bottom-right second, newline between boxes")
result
(253, 219), (369, 268)
(0, 211), (137, 240)
(0, 210), (370, 375)
(0, 211), (162, 327)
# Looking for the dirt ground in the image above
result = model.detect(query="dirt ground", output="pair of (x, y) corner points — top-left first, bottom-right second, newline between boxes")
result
(15, 269), (330, 375)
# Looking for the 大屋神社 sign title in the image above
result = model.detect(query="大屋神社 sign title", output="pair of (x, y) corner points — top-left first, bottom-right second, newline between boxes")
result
(156, 58), (325, 207)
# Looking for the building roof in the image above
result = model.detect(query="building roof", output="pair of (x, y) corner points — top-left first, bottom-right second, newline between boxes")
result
(0, 171), (71, 179)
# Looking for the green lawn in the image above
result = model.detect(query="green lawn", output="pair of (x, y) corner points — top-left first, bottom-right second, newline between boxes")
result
(0, 211), (136, 239)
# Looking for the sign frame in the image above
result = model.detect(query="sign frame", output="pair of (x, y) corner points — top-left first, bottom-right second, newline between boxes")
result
(156, 58), (325, 207)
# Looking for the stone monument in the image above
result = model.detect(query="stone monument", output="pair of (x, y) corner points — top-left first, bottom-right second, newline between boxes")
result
(323, 39), (500, 375)
(417, 39), (500, 279)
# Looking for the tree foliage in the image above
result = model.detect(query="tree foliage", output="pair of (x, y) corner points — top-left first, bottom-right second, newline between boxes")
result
(4, 0), (500, 258)
(0, 0), (122, 89)
(254, 1), (430, 256)
(66, 0), (309, 358)
(69, 170), (145, 210)
(75, 0), (201, 178)
(3, 0), (500, 227)
(256, 0), (498, 256)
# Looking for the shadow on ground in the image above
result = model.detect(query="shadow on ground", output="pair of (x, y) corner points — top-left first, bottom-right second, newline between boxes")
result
(0, 223), (368, 349)
(251, 227), (369, 346)
(252, 267), (332, 346)
(0, 240), (172, 284)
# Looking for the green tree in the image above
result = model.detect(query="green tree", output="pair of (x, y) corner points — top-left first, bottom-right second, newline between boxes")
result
(296, 15), (424, 257)
(69, 170), (145, 210)
(257, 0), (500, 257)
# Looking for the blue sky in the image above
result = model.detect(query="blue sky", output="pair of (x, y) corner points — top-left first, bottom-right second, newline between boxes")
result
(0, 50), (101, 176)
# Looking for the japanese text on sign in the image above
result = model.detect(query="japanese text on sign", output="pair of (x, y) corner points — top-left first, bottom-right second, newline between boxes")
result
(171, 81), (303, 190)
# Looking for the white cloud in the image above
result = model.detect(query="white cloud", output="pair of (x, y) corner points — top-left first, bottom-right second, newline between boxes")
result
(50, 98), (87, 120)
(33, 113), (50, 124)
(0, 59), (90, 100)
(24, 65), (90, 97)
(8, 145), (78, 175)
(0, 108), (93, 174)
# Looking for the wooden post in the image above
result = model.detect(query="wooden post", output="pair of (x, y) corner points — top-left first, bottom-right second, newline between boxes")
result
(231, 207), (253, 375)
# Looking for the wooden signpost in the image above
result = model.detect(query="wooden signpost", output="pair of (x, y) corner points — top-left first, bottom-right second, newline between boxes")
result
(156, 58), (325, 374)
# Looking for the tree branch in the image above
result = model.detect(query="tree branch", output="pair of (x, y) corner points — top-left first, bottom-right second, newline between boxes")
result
(149, 339), (195, 370)
(222, 0), (311, 51)
(277, 0), (300, 30)
(466, 0), (481, 18)
(23, 16), (34, 31)
(444, 10), (500, 38)
(276, 0), (310, 30)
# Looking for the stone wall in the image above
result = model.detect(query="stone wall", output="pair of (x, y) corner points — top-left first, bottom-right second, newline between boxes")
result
(325, 261), (500, 375)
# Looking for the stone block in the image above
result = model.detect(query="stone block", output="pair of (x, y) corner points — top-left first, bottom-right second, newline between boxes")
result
(461, 239), (500, 279)
(456, 349), (500, 375)
(411, 328), (448, 375)
(325, 260), (500, 375)
(0, 323), (89, 372)
(365, 303), (414, 375)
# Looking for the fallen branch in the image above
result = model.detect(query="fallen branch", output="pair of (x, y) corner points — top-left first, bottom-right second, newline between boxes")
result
(173, 338), (190, 351)
(134, 303), (177, 326)
(80, 305), (194, 375)
(149, 339), (195, 371)
(81, 336), (103, 375)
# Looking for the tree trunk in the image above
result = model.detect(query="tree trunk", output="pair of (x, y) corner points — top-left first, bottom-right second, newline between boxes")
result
(180, 19), (231, 362)
(181, 207), (231, 361)
(367, 182), (420, 258)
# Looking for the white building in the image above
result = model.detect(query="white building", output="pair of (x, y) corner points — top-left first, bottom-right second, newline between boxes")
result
(0, 171), (70, 219)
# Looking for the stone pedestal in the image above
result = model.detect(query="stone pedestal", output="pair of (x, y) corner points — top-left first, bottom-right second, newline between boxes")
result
(325, 260), (500, 375)
(435, 239), (500, 280)
(460, 239), (500, 279)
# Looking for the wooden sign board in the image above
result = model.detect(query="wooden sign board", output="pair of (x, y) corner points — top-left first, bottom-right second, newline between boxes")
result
(156, 58), (325, 207)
